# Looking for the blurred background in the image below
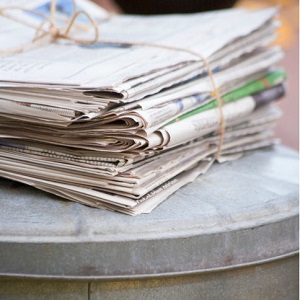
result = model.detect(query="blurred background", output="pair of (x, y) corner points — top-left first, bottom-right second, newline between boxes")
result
(94, 0), (299, 151)
(237, 0), (299, 151)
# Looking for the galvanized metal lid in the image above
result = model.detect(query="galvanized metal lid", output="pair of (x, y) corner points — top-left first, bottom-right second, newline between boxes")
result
(0, 145), (298, 279)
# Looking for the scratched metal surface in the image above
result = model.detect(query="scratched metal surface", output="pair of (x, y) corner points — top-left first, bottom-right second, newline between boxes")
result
(0, 145), (298, 278)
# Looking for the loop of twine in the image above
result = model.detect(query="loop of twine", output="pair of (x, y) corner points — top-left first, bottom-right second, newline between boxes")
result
(0, 0), (225, 158)
(0, 0), (99, 55)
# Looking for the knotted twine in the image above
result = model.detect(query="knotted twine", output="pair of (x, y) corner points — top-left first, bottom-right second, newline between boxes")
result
(0, 0), (225, 158)
(0, 0), (100, 55)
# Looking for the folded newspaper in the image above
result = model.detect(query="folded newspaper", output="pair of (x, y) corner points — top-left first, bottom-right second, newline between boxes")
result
(0, 0), (286, 215)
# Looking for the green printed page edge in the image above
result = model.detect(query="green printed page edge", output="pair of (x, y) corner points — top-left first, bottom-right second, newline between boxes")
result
(168, 69), (286, 124)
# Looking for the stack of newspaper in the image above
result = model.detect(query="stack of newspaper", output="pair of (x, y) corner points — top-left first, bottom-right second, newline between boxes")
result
(0, 1), (286, 215)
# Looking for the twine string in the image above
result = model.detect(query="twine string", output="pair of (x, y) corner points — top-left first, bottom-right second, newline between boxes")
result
(0, 0), (99, 55)
(100, 41), (225, 157)
(0, 0), (225, 158)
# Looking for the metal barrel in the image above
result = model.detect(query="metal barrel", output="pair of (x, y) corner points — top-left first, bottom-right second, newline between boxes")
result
(0, 145), (298, 300)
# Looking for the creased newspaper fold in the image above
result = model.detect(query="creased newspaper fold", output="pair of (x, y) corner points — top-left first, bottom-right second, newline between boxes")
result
(0, 1), (285, 215)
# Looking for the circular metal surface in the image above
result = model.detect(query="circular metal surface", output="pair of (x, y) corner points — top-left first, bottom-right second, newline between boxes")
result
(0, 145), (298, 278)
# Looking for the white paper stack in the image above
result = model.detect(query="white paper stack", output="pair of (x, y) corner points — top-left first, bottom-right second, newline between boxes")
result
(0, 0), (286, 214)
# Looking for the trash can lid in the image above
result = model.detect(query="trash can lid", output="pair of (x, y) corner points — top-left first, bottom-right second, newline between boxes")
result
(0, 145), (298, 279)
